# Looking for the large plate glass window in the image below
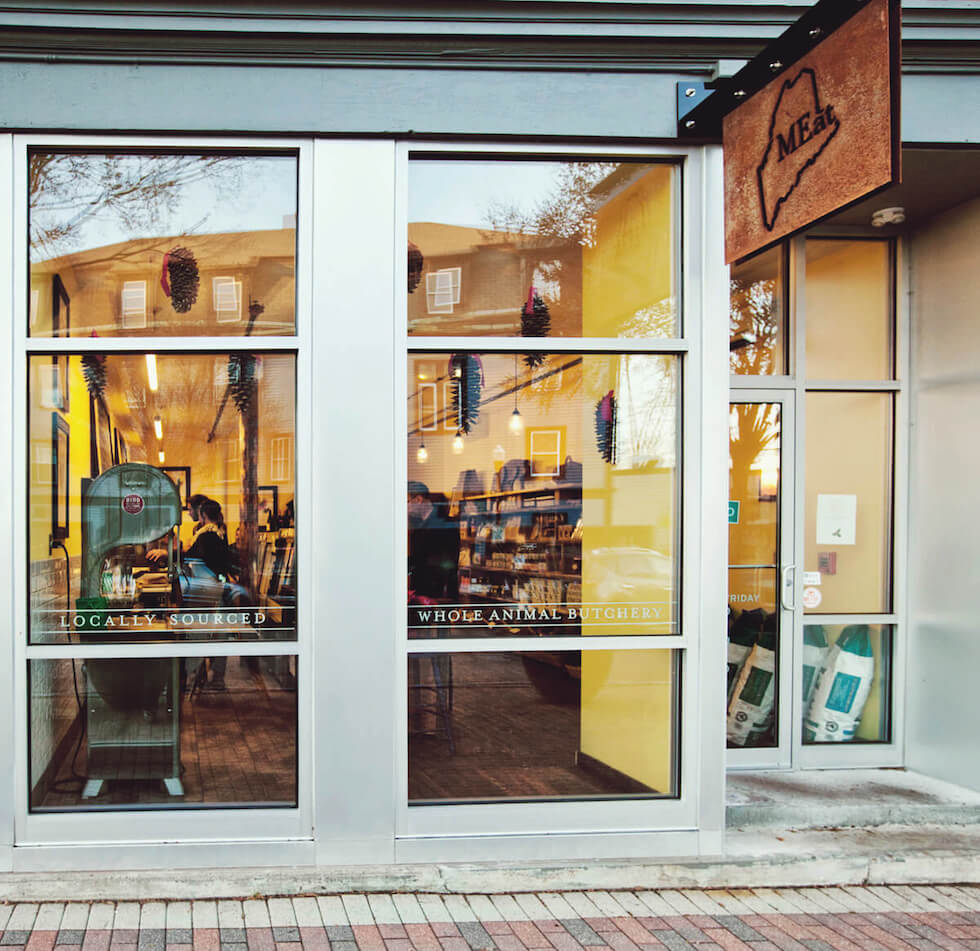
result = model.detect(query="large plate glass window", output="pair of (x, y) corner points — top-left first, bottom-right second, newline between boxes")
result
(406, 154), (684, 807)
(25, 147), (300, 814)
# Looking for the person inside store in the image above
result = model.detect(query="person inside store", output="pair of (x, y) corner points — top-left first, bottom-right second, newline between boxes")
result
(147, 495), (237, 580)
(407, 480), (459, 602)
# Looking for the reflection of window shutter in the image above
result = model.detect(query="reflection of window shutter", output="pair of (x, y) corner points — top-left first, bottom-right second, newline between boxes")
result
(213, 276), (242, 322)
(121, 281), (147, 329)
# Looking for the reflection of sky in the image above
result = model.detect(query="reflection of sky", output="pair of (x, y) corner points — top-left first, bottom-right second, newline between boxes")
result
(408, 160), (565, 228)
(36, 156), (297, 255)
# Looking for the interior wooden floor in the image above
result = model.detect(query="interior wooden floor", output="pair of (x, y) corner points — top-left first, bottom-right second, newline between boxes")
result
(35, 657), (297, 810)
(408, 652), (659, 803)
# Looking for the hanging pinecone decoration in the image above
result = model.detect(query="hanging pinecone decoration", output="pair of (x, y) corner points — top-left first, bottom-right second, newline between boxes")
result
(81, 353), (107, 400)
(228, 354), (258, 413)
(161, 246), (200, 313)
(520, 285), (550, 369)
(448, 354), (483, 434)
(594, 390), (617, 463)
(408, 242), (424, 293)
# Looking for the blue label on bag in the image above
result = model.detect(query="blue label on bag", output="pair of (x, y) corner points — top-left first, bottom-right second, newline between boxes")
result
(826, 671), (861, 713)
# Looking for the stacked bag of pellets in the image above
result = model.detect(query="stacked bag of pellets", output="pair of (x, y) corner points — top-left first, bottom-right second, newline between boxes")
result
(803, 624), (875, 743)
(726, 608), (778, 747)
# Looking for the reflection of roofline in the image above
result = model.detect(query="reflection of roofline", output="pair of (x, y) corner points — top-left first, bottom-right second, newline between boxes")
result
(408, 220), (573, 257)
(31, 227), (296, 270)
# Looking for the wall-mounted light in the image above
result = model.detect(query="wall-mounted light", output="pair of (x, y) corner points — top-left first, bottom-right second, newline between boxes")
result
(145, 353), (158, 392)
(871, 206), (905, 228)
(153, 415), (163, 440)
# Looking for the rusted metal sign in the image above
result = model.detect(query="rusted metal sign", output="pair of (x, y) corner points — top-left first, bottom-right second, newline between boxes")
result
(722, 0), (900, 264)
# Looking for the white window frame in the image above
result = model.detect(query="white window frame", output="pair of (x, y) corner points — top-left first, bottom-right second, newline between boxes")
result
(392, 141), (728, 862)
(9, 134), (314, 865)
(270, 435), (292, 483)
(528, 427), (563, 478)
(212, 275), (243, 323)
(425, 266), (461, 315)
(120, 280), (147, 330)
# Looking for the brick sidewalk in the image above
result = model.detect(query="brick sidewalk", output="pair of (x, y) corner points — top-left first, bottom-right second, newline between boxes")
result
(1, 886), (979, 951)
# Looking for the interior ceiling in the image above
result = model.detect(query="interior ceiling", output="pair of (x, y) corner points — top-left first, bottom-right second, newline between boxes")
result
(824, 148), (980, 230)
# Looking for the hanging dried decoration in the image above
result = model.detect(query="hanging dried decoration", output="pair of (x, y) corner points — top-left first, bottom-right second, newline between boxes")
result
(81, 353), (107, 399)
(520, 285), (550, 369)
(408, 242), (424, 293)
(160, 246), (200, 313)
(448, 354), (484, 434)
(228, 354), (258, 413)
(594, 390), (617, 463)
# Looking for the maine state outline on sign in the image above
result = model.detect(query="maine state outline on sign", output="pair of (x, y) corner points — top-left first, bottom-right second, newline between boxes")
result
(756, 67), (841, 232)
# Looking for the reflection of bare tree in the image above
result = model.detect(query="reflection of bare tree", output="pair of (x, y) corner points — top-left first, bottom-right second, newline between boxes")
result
(485, 162), (617, 243)
(29, 153), (245, 257)
(730, 402), (781, 550)
(729, 272), (781, 375)
(484, 162), (618, 341)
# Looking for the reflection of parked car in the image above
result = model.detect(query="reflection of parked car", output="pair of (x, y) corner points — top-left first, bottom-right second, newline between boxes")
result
(590, 546), (674, 603)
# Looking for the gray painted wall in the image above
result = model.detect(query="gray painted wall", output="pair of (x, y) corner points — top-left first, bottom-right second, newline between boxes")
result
(0, 63), (976, 144)
(906, 196), (980, 792)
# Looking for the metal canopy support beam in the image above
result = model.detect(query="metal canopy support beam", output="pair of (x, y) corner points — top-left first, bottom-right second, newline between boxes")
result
(676, 0), (890, 140)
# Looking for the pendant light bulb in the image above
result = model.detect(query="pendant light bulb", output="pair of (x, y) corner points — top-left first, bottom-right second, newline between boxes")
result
(153, 414), (163, 440)
(509, 354), (523, 433)
(452, 429), (464, 454)
(157, 450), (165, 464)
(416, 440), (428, 464)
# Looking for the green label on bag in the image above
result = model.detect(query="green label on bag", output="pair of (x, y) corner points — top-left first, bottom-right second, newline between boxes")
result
(739, 665), (773, 705)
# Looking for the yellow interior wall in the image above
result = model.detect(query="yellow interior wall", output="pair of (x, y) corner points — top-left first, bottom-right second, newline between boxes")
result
(804, 392), (892, 614)
(582, 166), (675, 337)
(805, 240), (891, 380)
(579, 650), (674, 793)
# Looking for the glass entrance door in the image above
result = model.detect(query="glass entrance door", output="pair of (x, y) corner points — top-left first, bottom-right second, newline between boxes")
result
(726, 392), (794, 768)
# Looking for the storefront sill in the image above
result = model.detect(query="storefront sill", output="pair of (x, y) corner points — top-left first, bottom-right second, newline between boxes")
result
(1, 823), (978, 901)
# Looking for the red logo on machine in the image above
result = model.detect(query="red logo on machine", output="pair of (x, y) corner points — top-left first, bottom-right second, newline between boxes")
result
(122, 494), (145, 515)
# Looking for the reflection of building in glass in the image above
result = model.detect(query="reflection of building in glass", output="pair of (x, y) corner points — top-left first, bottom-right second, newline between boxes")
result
(30, 228), (296, 338)
(408, 163), (676, 338)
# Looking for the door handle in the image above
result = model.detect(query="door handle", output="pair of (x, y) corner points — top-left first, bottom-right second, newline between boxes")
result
(781, 565), (796, 611)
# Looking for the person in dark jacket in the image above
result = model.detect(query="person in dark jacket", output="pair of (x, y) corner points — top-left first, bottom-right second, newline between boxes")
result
(184, 498), (237, 580)
(408, 481), (459, 601)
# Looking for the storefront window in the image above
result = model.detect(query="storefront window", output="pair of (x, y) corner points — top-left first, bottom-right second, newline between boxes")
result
(408, 650), (679, 803)
(730, 245), (786, 375)
(29, 654), (297, 810)
(408, 160), (678, 338)
(407, 352), (679, 638)
(801, 624), (892, 745)
(29, 152), (297, 337)
(29, 352), (297, 643)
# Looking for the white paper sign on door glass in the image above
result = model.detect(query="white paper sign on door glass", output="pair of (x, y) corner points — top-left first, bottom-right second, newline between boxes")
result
(816, 493), (857, 545)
